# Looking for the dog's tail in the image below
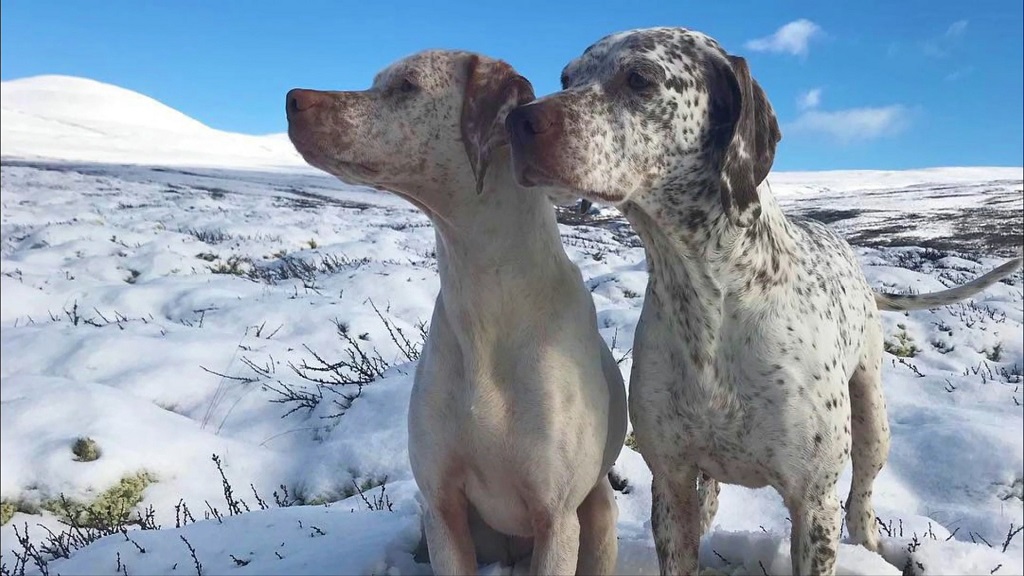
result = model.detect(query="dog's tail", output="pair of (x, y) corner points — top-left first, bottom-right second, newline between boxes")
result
(874, 257), (1022, 312)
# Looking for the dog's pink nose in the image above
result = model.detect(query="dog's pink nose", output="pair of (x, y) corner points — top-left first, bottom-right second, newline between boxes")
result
(286, 89), (327, 115)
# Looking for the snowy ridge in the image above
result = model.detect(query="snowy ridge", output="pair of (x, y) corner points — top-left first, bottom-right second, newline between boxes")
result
(770, 166), (1024, 195)
(1, 75), (306, 170)
(1, 76), (211, 134)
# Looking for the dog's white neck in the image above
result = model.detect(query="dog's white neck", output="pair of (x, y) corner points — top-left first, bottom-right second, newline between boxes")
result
(428, 155), (580, 364)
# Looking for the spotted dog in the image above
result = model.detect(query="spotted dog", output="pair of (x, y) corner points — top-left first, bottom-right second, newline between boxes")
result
(286, 50), (627, 575)
(505, 26), (1023, 575)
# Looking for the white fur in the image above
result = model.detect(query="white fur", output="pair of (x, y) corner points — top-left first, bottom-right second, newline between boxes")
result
(285, 49), (627, 575)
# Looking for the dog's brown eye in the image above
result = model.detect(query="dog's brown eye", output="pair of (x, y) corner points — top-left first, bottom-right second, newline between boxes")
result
(628, 72), (652, 91)
(399, 79), (418, 93)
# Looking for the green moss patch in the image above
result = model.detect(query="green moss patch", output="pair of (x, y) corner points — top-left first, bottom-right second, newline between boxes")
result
(42, 471), (155, 530)
(72, 437), (101, 462)
(884, 323), (919, 358)
(1, 500), (15, 526)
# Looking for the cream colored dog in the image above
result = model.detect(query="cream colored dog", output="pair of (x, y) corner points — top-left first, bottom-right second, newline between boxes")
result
(285, 49), (627, 575)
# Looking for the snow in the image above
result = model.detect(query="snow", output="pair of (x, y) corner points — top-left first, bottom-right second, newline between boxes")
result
(48, 505), (426, 576)
(769, 166), (1024, 195)
(1, 76), (306, 170)
(1, 75), (1023, 575)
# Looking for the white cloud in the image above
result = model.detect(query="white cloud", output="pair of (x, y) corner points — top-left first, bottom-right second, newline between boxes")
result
(797, 88), (823, 110)
(944, 66), (974, 82)
(788, 105), (910, 143)
(945, 20), (968, 38)
(745, 19), (823, 57)
(922, 19), (968, 58)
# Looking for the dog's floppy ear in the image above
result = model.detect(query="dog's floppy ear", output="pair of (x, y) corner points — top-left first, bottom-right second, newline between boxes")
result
(461, 55), (535, 194)
(714, 55), (781, 227)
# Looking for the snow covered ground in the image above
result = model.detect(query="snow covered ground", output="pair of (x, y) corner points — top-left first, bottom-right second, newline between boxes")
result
(1, 75), (1023, 575)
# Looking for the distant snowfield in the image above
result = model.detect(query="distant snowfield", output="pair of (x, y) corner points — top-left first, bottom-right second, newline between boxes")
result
(1, 75), (1023, 575)
(1, 76), (307, 170)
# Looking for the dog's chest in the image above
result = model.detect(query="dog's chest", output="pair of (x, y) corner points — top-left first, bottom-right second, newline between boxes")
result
(456, 384), (599, 537)
(632, 358), (784, 488)
(631, 286), (866, 488)
(411, 340), (606, 529)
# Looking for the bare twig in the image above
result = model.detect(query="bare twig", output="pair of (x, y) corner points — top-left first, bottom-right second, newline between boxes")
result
(179, 535), (203, 576)
(1002, 523), (1023, 553)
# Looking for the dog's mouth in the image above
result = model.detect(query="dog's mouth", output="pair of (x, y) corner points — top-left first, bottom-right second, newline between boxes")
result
(514, 162), (556, 188)
(320, 159), (382, 186)
(519, 165), (623, 205)
(334, 160), (379, 176)
(511, 149), (625, 205)
(288, 131), (380, 181)
(512, 155), (571, 191)
(576, 187), (626, 205)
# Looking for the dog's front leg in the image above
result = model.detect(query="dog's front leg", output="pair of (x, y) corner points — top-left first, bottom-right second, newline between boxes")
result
(651, 467), (701, 576)
(576, 476), (618, 574)
(424, 491), (477, 575)
(529, 509), (581, 575)
(787, 489), (841, 576)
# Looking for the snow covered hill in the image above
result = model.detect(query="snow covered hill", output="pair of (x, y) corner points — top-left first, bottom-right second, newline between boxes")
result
(1, 75), (305, 170)
(0, 76), (1022, 575)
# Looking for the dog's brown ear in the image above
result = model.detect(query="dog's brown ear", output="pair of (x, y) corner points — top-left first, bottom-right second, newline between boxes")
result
(714, 55), (781, 227)
(461, 55), (535, 194)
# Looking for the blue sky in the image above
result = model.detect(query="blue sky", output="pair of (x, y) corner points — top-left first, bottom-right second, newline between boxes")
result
(2, 1), (1022, 171)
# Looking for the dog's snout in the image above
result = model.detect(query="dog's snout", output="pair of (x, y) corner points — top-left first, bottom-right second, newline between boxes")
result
(506, 101), (569, 188)
(286, 89), (327, 117)
(507, 104), (557, 142)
